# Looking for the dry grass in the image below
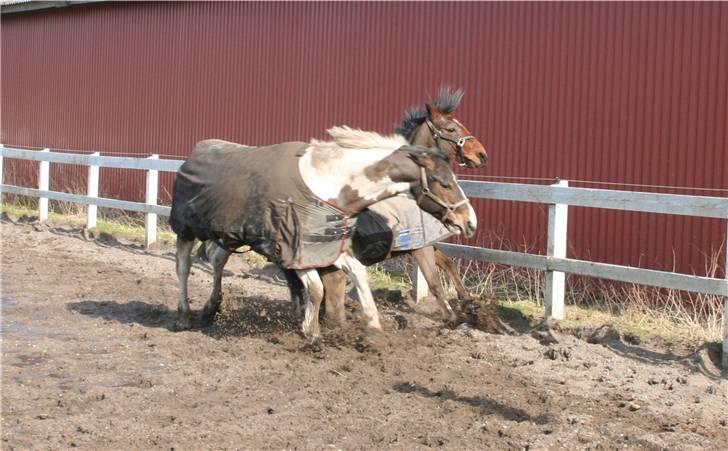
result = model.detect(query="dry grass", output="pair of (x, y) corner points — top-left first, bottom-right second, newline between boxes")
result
(1, 201), (176, 245)
(447, 254), (725, 345)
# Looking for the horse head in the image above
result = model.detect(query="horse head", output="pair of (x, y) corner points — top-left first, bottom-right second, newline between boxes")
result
(397, 87), (488, 168)
(396, 145), (477, 238)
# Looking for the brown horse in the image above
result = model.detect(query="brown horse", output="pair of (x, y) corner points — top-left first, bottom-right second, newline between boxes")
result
(303, 87), (488, 325)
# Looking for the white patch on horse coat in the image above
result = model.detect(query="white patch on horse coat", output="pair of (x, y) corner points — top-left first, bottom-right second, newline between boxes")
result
(300, 126), (410, 205)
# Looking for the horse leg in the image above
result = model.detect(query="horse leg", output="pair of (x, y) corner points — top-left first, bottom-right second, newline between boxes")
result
(334, 254), (381, 331)
(200, 244), (231, 325)
(283, 268), (307, 317)
(433, 246), (472, 301)
(411, 247), (458, 323)
(194, 239), (210, 262)
(296, 269), (325, 339)
(175, 237), (195, 330)
(320, 268), (347, 327)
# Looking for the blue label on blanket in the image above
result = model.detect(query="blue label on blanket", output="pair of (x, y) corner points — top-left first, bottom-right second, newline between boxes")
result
(393, 225), (425, 250)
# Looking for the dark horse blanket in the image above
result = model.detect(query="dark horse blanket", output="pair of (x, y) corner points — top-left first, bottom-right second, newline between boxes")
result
(169, 140), (354, 269)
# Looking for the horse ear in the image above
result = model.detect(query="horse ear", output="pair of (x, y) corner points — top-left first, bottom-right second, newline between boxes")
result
(425, 103), (444, 120)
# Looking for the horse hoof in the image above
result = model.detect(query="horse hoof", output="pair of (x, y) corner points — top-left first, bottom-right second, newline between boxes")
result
(173, 318), (192, 331)
(301, 323), (321, 340)
(364, 317), (382, 331)
(301, 330), (321, 341)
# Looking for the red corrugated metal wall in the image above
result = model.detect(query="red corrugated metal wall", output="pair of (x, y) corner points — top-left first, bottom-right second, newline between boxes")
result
(2, 1), (727, 276)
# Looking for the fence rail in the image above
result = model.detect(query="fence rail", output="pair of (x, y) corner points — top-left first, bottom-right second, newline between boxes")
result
(1, 145), (726, 374)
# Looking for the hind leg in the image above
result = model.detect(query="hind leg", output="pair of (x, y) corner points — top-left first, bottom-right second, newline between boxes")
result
(175, 237), (196, 330)
(194, 239), (211, 262)
(201, 243), (231, 325)
(296, 269), (325, 339)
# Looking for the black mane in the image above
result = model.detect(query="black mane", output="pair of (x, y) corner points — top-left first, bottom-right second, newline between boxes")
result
(395, 86), (464, 137)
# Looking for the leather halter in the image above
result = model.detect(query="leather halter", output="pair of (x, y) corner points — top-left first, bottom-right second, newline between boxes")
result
(425, 118), (475, 167)
(415, 166), (469, 217)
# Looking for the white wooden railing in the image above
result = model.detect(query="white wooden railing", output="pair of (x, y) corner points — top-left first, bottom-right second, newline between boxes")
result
(1, 145), (727, 373)
(0, 146), (182, 246)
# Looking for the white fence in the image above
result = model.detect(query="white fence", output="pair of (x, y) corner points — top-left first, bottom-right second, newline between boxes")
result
(1, 145), (727, 373)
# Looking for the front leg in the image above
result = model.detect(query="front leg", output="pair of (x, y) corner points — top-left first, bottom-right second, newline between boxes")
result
(283, 268), (307, 317)
(334, 253), (381, 331)
(433, 246), (472, 301)
(296, 269), (325, 339)
(411, 247), (457, 323)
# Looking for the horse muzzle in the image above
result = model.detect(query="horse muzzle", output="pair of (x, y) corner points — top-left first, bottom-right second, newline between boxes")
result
(445, 214), (476, 239)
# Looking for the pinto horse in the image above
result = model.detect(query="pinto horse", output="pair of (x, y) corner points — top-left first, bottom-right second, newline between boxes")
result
(170, 129), (475, 338)
(286, 87), (488, 325)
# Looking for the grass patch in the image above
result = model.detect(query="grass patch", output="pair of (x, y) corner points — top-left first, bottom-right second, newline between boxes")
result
(367, 264), (412, 291)
(1, 202), (176, 245)
(461, 264), (724, 346)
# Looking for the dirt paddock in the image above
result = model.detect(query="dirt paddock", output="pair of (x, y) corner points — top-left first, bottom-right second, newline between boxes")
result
(1, 218), (727, 450)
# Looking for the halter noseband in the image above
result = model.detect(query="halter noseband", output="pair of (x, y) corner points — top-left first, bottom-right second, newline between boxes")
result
(425, 118), (475, 167)
(415, 166), (470, 217)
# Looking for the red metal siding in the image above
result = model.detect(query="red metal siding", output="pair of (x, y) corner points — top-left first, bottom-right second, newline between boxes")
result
(2, 1), (727, 276)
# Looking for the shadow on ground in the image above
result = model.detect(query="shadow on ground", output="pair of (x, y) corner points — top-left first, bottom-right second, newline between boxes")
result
(392, 382), (552, 424)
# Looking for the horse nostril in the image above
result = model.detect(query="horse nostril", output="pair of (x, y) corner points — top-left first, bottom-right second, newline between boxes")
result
(480, 154), (489, 166)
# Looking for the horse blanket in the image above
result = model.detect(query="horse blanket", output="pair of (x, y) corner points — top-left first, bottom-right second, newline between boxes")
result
(169, 139), (354, 269)
(352, 195), (451, 265)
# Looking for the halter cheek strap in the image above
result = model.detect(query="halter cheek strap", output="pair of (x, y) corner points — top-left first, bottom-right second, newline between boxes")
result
(425, 119), (475, 167)
(415, 166), (469, 215)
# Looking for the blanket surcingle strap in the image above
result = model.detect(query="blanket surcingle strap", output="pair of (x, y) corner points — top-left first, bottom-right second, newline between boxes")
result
(169, 139), (356, 269)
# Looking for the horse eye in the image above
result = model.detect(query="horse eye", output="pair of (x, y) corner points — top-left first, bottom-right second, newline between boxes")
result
(432, 175), (451, 188)
(445, 125), (457, 133)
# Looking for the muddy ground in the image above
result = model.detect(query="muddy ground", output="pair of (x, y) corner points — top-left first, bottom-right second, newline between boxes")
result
(1, 218), (727, 450)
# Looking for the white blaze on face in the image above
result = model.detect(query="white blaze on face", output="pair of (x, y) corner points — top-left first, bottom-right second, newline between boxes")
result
(299, 146), (410, 206)
(456, 179), (477, 231)
(467, 202), (477, 230)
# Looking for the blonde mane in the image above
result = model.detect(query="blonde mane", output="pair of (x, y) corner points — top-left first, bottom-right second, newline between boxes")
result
(310, 126), (408, 150)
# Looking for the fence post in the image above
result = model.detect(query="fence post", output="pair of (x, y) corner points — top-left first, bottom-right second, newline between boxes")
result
(545, 179), (569, 320)
(38, 148), (50, 222)
(411, 264), (429, 303)
(722, 221), (728, 378)
(0, 144), (4, 209)
(144, 154), (159, 248)
(86, 151), (100, 230)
